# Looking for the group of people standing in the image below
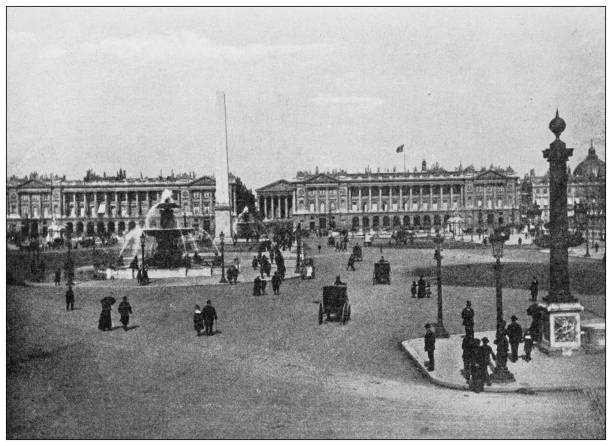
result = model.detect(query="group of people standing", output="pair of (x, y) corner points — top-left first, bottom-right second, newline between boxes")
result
(193, 300), (217, 336)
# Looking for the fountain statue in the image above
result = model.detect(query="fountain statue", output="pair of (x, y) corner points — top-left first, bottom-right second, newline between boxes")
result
(118, 189), (218, 269)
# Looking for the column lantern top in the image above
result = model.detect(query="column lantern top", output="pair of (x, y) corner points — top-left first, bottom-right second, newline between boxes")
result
(549, 109), (566, 139)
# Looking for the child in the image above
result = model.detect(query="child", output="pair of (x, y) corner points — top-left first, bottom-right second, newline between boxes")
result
(193, 305), (204, 336)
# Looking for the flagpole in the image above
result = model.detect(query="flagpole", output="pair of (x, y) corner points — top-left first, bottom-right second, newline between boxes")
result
(403, 150), (406, 174)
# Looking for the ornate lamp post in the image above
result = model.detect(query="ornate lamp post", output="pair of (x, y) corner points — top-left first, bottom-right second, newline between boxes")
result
(219, 231), (227, 283)
(140, 233), (146, 271)
(574, 202), (589, 257)
(65, 230), (74, 285)
(489, 230), (507, 326)
(433, 232), (449, 338)
(294, 223), (302, 273)
(540, 111), (583, 355)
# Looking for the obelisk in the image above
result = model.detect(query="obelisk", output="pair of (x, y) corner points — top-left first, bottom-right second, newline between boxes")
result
(214, 91), (232, 240)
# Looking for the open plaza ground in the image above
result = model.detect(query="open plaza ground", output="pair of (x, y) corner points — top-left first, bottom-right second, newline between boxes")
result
(6, 240), (605, 439)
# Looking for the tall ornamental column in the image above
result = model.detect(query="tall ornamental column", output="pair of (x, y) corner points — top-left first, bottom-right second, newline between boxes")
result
(378, 188), (382, 211)
(539, 111), (583, 355)
(368, 186), (372, 211)
(358, 188), (362, 211)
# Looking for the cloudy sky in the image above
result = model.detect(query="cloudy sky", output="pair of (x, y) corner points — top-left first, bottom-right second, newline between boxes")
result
(7, 7), (605, 189)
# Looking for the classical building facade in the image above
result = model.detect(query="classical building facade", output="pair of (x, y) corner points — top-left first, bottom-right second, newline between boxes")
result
(257, 165), (520, 233)
(6, 175), (237, 237)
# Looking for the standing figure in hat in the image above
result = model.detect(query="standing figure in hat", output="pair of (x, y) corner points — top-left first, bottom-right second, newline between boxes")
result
(65, 285), (75, 311)
(424, 323), (436, 372)
(461, 300), (475, 336)
(202, 300), (217, 336)
(98, 296), (116, 331)
(506, 315), (523, 362)
(118, 296), (133, 331)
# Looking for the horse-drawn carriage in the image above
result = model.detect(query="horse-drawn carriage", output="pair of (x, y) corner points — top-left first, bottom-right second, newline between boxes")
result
(300, 258), (315, 280)
(319, 285), (351, 325)
(352, 244), (363, 261)
(373, 259), (391, 285)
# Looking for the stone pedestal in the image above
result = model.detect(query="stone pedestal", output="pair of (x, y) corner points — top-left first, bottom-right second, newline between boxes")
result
(538, 302), (584, 356)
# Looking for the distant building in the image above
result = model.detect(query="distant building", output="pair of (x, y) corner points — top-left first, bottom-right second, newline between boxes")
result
(522, 141), (605, 238)
(256, 162), (521, 233)
(6, 173), (238, 238)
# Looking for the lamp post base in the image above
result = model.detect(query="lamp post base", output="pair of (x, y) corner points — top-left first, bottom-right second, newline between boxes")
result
(434, 323), (450, 338)
(490, 366), (515, 383)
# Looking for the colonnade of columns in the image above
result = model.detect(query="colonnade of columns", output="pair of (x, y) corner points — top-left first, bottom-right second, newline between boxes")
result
(258, 194), (294, 220)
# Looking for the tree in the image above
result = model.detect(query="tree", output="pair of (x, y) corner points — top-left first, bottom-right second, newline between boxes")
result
(233, 176), (258, 217)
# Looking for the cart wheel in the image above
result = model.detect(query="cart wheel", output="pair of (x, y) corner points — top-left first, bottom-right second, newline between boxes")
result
(318, 303), (323, 325)
(341, 303), (348, 325)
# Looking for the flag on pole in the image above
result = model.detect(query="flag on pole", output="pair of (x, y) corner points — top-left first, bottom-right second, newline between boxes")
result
(396, 144), (404, 153)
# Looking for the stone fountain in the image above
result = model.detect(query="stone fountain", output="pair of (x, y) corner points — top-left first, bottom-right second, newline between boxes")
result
(144, 192), (193, 269)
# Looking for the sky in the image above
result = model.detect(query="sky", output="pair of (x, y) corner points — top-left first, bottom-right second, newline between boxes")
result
(7, 7), (605, 189)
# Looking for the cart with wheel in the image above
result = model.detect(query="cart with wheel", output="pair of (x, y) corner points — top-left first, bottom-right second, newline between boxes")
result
(319, 285), (351, 325)
(373, 260), (391, 285)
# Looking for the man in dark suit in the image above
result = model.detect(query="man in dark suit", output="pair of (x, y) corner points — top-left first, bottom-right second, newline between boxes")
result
(202, 300), (217, 336)
(461, 300), (475, 336)
(506, 315), (523, 362)
(65, 285), (75, 311)
(424, 323), (436, 372)
(530, 277), (539, 301)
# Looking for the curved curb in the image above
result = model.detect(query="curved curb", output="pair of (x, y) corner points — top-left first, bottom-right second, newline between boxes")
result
(24, 274), (303, 289)
(400, 341), (605, 394)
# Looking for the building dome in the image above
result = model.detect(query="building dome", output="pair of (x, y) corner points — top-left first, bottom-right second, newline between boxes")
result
(573, 141), (605, 179)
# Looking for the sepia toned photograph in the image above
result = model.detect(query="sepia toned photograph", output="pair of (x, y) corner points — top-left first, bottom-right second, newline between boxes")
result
(5, 5), (605, 439)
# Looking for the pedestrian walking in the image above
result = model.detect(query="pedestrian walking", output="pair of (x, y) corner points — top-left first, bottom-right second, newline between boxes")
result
(461, 300), (475, 336)
(54, 268), (61, 286)
(594, 242), (599, 253)
(98, 296), (116, 331)
(318, 244), (321, 254)
(506, 315), (523, 362)
(118, 296), (132, 331)
(271, 271), (282, 295)
(480, 337), (496, 386)
(252, 256), (258, 270)
(193, 305), (204, 336)
(347, 254), (356, 271)
(129, 256), (139, 279)
(136, 267), (143, 285)
(417, 275), (426, 299)
(253, 276), (261, 296)
(202, 300), (217, 336)
(260, 276), (267, 295)
(411, 281), (417, 298)
(522, 328), (534, 362)
(65, 285), (75, 311)
(424, 323), (436, 372)
(425, 281), (432, 298)
(530, 276), (539, 301)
